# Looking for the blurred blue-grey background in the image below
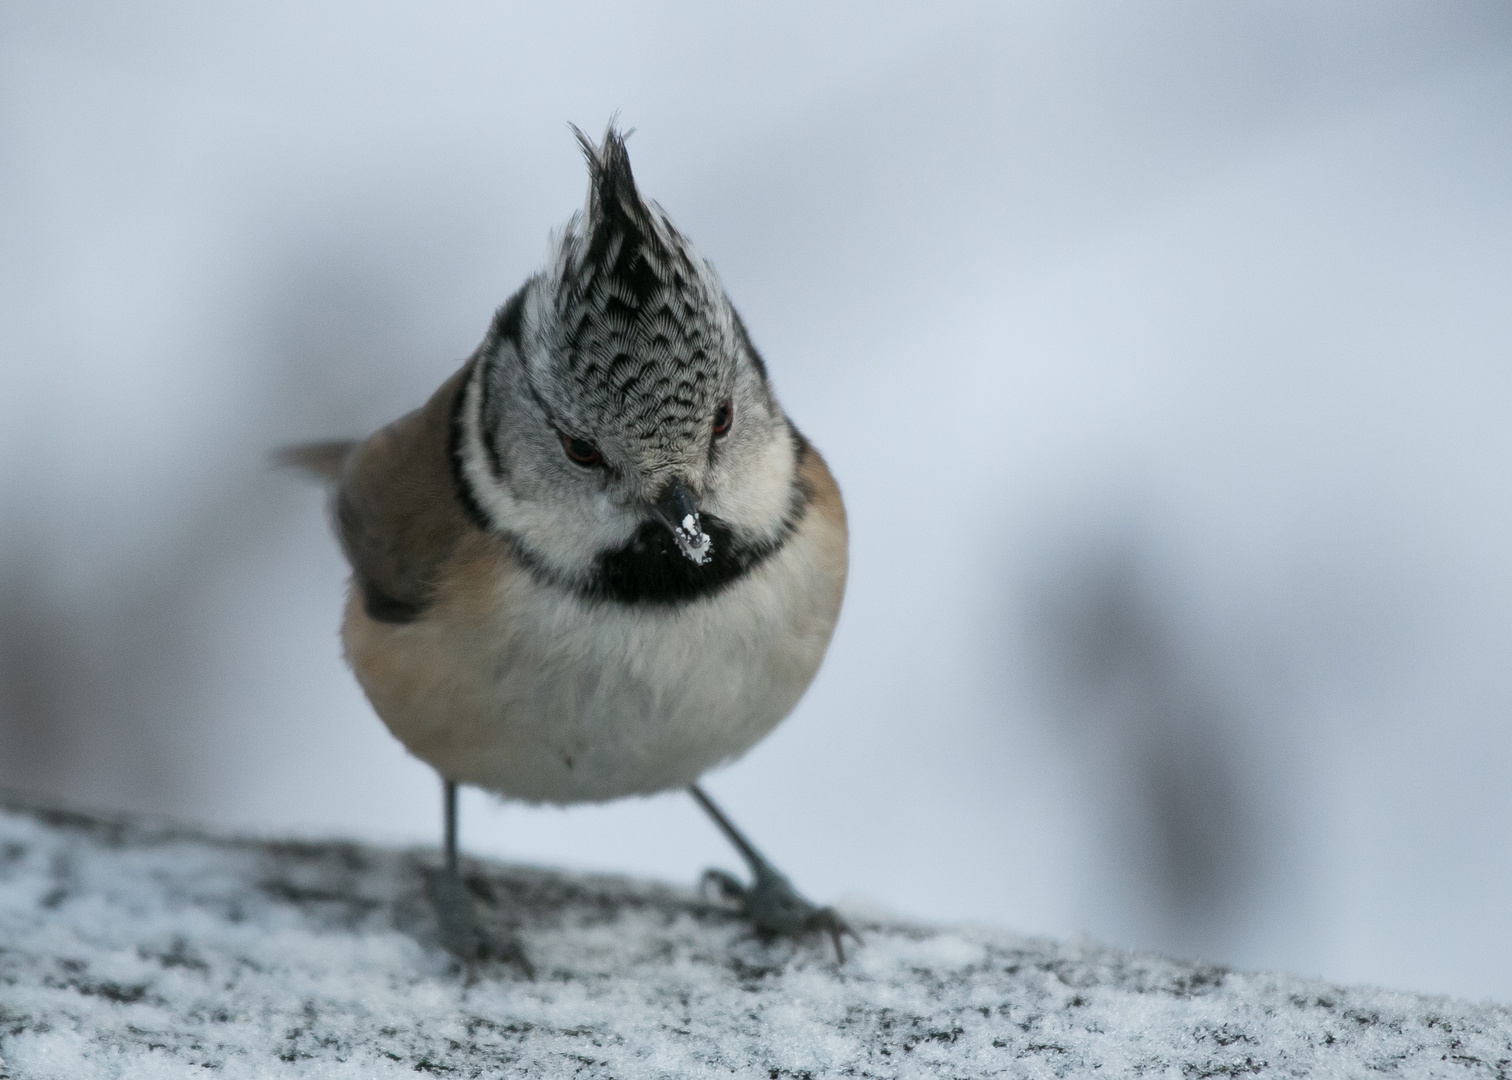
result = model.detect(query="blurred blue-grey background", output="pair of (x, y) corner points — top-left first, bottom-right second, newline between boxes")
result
(3, 1), (1510, 999)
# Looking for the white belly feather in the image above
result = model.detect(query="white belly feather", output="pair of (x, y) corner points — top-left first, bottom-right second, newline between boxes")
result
(343, 504), (845, 804)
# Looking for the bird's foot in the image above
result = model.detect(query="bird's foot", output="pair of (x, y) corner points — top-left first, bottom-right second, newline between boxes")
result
(426, 868), (533, 977)
(702, 865), (860, 962)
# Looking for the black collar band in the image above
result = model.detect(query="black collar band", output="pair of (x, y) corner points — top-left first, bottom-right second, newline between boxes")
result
(506, 467), (812, 608)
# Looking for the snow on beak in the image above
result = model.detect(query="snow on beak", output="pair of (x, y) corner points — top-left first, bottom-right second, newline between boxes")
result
(651, 479), (712, 565)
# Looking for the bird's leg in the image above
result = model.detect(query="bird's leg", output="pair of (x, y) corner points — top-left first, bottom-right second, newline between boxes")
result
(426, 777), (532, 975)
(689, 784), (860, 962)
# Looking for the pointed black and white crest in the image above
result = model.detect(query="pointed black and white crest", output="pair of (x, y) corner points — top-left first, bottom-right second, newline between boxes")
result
(453, 123), (804, 602)
(526, 124), (741, 465)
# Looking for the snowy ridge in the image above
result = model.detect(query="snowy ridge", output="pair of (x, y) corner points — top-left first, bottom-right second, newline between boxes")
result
(0, 793), (1508, 1079)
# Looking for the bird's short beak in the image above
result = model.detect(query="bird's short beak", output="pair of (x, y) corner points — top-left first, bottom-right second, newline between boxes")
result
(651, 479), (712, 565)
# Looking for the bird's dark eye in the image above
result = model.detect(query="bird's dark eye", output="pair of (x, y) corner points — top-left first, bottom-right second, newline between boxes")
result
(560, 432), (602, 467)
(712, 399), (733, 438)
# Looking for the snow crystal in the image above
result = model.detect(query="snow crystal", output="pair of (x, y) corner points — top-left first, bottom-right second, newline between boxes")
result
(2, 792), (1510, 1078)
(672, 512), (711, 565)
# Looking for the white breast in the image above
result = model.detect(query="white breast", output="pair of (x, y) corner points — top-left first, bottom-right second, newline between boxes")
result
(345, 504), (845, 804)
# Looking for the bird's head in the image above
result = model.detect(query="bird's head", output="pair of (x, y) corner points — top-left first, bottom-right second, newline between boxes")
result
(454, 124), (802, 603)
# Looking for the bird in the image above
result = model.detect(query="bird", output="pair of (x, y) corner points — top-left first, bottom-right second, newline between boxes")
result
(282, 124), (852, 968)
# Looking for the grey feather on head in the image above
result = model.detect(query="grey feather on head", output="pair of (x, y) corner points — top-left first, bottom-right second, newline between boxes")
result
(534, 123), (739, 472)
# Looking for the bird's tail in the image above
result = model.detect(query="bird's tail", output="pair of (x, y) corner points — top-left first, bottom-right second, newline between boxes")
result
(273, 439), (357, 483)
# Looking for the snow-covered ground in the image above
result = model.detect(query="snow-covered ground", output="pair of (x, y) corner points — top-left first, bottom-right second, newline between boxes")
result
(3, 794), (1510, 1079)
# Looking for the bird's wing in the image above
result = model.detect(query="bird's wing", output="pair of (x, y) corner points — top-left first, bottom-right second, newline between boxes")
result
(330, 361), (480, 624)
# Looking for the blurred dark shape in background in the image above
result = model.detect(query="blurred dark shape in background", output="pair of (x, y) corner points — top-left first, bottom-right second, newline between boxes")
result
(0, 526), (204, 815)
(0, 248), (416, 817)
(1029, 537), (1278, 961)
(0, 428), (278, 819)
(0, 542), (78, 793)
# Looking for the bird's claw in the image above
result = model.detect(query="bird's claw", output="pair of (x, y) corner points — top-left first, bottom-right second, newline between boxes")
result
(701, 866), (861, 962)
(426, 869), (534, 977)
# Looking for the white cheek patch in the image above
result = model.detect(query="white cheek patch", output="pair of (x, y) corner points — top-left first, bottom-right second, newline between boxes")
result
(705, 428), (797, 540)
